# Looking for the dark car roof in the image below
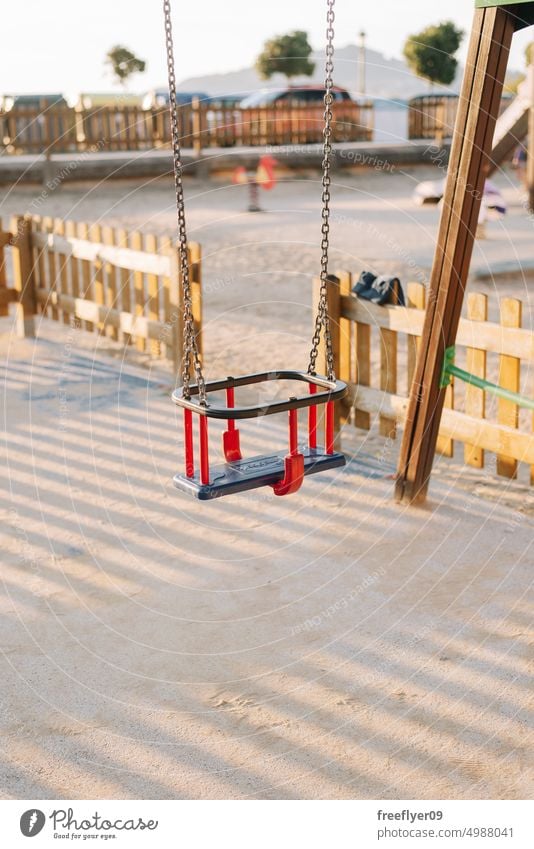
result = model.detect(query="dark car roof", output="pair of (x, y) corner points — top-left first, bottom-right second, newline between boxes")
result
(240, 85), (352, 108)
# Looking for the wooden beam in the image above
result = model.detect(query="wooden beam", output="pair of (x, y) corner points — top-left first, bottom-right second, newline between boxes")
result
(348, 383), (534, 465)
(395, 5), (515, 504)
(35, 289), (166, 341)
(31, 230), (173, 277)
(339, 293), (534, 360)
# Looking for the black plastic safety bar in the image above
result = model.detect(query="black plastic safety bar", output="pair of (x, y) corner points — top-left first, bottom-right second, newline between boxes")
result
(171, 370), (348, 419)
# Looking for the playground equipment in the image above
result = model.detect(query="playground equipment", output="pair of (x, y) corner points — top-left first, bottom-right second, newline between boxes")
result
(440, 346), (534, 411)
(489, 64), (534, 173)
(163, 0), (347, 500)
(396, 0), (534, 504)
(233, 155), (277, 212)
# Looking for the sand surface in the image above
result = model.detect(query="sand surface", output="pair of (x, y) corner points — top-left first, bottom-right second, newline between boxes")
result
(1, 165), (533, 799)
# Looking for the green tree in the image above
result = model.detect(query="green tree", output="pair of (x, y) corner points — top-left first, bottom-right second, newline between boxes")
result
(403, 21), (464, 88)
(105, 45), (146, 87)
(256, 31), (315, 83)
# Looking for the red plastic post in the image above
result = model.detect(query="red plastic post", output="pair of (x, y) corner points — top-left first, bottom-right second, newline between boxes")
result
(325, 401), (335, 455)
(223, 385), (242, 462)
(272, 404), (304, 496)
(184, 408), (194, 478)
(308, 382), (317, 449)
(199, 415), (210, 485)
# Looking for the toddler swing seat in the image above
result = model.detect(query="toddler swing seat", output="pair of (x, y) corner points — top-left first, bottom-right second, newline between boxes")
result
(164, 0), (344, 502)
(173, 371), (347, 500)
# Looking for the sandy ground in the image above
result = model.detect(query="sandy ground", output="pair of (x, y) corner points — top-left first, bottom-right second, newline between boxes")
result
(1, 164), (533, 799)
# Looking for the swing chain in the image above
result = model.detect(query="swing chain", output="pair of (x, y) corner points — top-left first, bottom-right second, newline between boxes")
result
(308, 0), (336, 382)
(163, 0), (206, 403)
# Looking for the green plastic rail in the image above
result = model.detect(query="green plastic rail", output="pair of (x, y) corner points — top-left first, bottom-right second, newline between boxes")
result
(440, 345), (534, 411)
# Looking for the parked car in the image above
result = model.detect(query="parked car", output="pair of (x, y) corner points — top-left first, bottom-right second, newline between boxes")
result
(142, 89), (209, 109)
(239, 85), (355, 108)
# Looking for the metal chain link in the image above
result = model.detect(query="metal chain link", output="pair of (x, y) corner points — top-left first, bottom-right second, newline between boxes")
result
(163, 0), (206, 403)
(308, 0), (336, 381)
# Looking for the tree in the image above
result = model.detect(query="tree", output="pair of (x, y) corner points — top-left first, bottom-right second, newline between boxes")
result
(105, 45), (146, 87)
(403, 21), (464, 88)
(256, 31), (315, 83)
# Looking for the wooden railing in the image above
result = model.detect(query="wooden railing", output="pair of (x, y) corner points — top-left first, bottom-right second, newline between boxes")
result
(0, 100), (374, 155)
(316, 273), (534, 483)
(0, 214), (202, 370)
(408, 93), (512, 142)
(408, 95), (459, 141)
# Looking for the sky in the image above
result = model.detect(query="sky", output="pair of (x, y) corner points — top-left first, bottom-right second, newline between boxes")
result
(1, 0), (533, 95)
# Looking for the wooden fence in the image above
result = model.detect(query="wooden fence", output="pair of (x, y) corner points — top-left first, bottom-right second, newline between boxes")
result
(0, 100), (374, 155)
(408, 94), (512, 142)
(408, 95), (459, 141)
(318, 273), (534, 483)
(0, 214), (202, 370)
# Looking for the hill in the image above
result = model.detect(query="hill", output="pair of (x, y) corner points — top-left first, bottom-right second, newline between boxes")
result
(175, 42), (462, 100)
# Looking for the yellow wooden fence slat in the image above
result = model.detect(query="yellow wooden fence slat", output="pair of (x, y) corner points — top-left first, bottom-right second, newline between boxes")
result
(130, 230), (146, 353)
(337, 270), (352, 426)
(76, 222), (93, 332)
(102, 225), (118, 341)
(407, 283), (426, 394)
(497, 297), (522, 479)
(464, 292), (488, 468)
(0, 216), (8, 316)
(54, 218), (71, 326)
(145, 233), (160, 357)
(90, 223), (104, 333)
(65, 220), (80, 309)
(379, 279), (401, 440)
(354, 319), (371, 431)
(42, 216), (59, 322)
(116, 228), (132, 346)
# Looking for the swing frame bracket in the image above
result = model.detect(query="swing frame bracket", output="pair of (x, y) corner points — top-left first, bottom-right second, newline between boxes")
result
(440, 345), (456, 389)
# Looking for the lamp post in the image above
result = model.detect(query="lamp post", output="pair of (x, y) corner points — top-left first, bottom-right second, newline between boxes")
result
(359, 30), (366, 96)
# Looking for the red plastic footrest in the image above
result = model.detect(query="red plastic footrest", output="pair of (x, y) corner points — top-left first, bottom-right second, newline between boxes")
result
(271, 452), (305, 496)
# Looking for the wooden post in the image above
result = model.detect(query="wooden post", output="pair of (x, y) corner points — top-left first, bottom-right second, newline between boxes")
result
(11, 215), (36, 338)
(396, 4), (516, 504)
